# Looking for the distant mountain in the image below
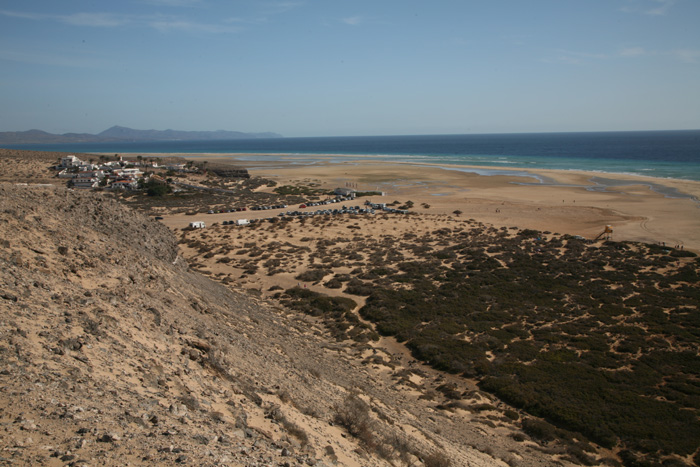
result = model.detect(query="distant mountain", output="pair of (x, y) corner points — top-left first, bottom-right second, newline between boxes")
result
(97, 125), (282, 141)
(0, 129), (107, 144)
(0, 126), (282, 144)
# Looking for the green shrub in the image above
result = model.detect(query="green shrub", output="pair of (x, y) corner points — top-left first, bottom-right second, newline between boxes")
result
(257, 221), (700, 464)
(295, 268), (331, 283)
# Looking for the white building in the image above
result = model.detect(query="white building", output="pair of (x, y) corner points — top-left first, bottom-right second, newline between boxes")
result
(72, 176), (100, 189)
(68, 170), (105, 189)
(57, 169), (75, 179)
(60, 155), (83, 168)
(82, 170), (105, 179)
(334, 187), (356, 198)
(111, 179), (138, 190)
(112, 168), (143, 179)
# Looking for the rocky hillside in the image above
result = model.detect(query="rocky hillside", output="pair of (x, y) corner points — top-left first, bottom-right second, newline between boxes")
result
(0, 149), (66, 184)
(0, 181), (585, 466)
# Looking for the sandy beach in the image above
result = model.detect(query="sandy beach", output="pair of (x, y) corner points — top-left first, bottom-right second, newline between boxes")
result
(156, 154), (700, 253)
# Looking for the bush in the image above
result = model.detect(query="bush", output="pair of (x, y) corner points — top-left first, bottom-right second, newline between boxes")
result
(146, 181), (171, 196)
(670, 249), (696, 258)
(521, 418), (558, 442)
(345, 278), (375, 296)
(333, 391), (373, 441)
(324, 277), (343, 289)
(423, 450), (452, 467)
(295, 268), (331, 283)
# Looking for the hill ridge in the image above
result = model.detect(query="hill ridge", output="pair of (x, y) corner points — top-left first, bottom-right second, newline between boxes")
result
(0, 126), (282, 144)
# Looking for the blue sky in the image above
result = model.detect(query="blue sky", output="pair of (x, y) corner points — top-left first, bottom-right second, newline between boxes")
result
(1, 0), (699, 137)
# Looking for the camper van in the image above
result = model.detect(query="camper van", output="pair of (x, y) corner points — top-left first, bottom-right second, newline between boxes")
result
(189, 221), (206, 229)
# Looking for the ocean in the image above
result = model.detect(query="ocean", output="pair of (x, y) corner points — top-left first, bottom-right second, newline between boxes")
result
(7, 130), (700, 182)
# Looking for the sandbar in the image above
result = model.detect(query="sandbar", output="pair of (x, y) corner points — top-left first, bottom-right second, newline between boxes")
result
(147, 153), (700, 252)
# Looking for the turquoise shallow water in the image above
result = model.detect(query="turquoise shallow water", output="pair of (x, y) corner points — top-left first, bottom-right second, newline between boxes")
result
(6, 130), (700, 181)
(227, 151), (700, 182)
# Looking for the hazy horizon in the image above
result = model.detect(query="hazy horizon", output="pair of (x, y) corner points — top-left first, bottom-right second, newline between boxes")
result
(4, 125), (700, 141)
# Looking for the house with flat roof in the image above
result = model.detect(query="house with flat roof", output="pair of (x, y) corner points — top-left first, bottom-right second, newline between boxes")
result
(334, 188), (356, 198)
(60, 155), (83, 168)
(72, 175), (100, 189)
(111, 179), (138, 190)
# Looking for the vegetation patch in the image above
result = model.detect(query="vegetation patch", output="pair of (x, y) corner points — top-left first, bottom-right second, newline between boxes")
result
(179, 207), (700, 466)
(273, 185), (329, 197)
(280, 287), (377, 342)
(354, 234), (700, 465)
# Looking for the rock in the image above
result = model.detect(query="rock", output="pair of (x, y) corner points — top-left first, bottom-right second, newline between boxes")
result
(73, 355), (89, 364)
(230, 409), (248, 429)
(169, 404), (188, 417)
(59, 338), (83, 351)
(192, 434), (209, 445)
(19, 418), (37, 431)
(97, 432), (120, 443)
(1, 290), (18, 302)
(186, 338), (211, 352)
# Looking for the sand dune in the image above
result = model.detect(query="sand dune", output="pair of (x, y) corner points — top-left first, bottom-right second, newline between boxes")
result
(160, 155), (700, 252)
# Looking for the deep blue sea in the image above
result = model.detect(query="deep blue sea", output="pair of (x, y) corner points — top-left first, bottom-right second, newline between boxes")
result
(7, 130), (700, 181)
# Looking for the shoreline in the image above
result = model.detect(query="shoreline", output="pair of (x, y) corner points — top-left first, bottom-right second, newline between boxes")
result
(146, 152), (700, 253)
(115, 150), (700, 188)
(125, 151), (700, 203)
